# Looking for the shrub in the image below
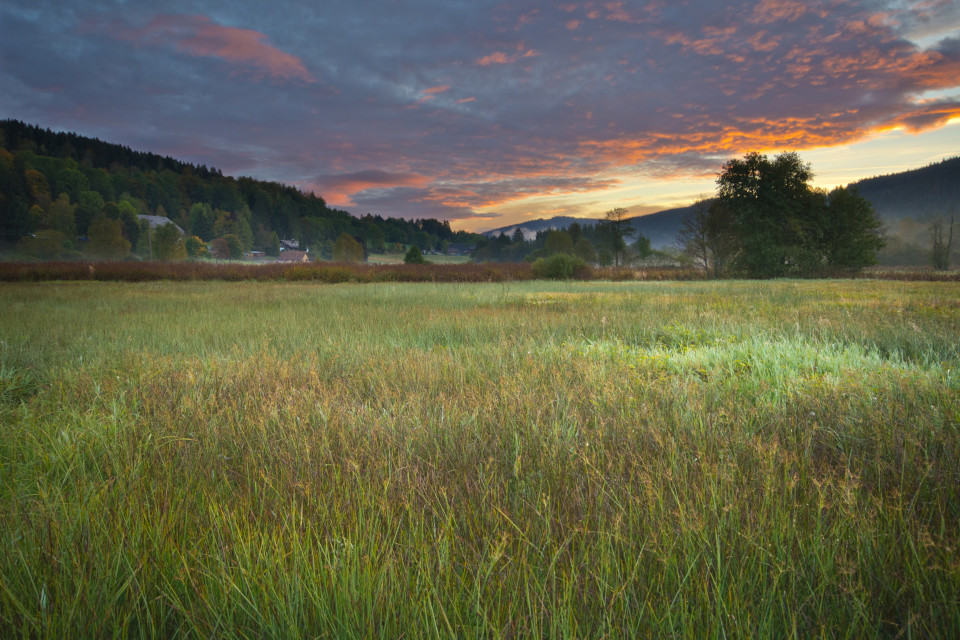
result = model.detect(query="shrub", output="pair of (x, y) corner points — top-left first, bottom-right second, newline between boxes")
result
(333, 233), (365, 263)
(404, 245), (428, 264)
(532, 253), (588, 279)
(185, 235), (209, 259)
(85, 215), (131, 260)
(209, 238), (229, 259)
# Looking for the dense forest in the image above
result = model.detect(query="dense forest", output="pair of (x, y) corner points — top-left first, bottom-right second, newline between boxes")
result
(852, 156), (960, 221)
(0, 120), (479, 259)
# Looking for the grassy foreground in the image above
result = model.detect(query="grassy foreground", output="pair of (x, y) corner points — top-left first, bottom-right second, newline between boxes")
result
(0, 280), (958, 638)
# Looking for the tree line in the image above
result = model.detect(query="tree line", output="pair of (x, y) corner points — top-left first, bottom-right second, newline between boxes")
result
(472, 208), (661, 267)
(0, 120), (480, 260)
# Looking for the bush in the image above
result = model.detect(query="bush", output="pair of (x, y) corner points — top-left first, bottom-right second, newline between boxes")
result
(185, 235), (209, 259)
(209, 238), (229, 259)
(85, 215), (131, 260)
(333, 233), (365, 263)
(404, 245), (428, 264)
(532, 253), (588, 279)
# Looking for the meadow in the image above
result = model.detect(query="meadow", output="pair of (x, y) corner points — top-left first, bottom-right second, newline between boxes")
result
(0, 279), (958, 638)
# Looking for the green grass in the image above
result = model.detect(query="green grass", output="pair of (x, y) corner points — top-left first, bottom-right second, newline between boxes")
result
(0, 279), (958, 638)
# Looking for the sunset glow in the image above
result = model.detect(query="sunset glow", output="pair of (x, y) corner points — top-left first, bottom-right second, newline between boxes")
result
(2, 0), (958, 230)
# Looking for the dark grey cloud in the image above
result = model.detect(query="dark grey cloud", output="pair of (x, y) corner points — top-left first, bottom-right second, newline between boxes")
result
(350, 187), (498, 221)
(2, 0), (958, 226)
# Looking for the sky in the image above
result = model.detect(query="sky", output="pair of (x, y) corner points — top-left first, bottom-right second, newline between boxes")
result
(2, 0), (959, 232)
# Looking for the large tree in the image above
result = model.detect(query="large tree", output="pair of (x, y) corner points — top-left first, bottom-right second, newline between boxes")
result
(573, 236), (597, 263)
(929, 210), (955, 271)
(188, 202), (215, 241)
(677, 198), (713, 276)
(717, 152), (815, 276)
(76, 190), (105, 238)
(822, 186), (885, 271)
(48, 193), (77, 244)
(597, 207), (633, 266)
(333, 233), (364, 263)
(676, 198), (737, 277)
(717, 152), (883, 277)
(544, 230), (574, 256)
(85, 214), (130, 259)
(151, 223), (187, 261)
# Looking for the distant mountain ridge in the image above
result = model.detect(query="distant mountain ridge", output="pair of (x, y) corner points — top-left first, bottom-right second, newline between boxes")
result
(483, 156), (960, 248)
(482, 205), (699, 249)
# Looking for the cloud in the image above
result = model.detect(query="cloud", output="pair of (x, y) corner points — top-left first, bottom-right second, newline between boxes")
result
(476, 48), (540, 65)
(3, 0), (960, 231)
(349, 187), (499, 221)
(103, 14), (315, 83)
(318, 171), (626, 225)
(447, 176), (623, 210)
(750, 0), (808, 24)
(890, 100), (960, 131)
(310, 170), (431, 206)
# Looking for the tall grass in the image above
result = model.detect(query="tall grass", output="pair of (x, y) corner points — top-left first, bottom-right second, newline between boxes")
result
(0, 280), (958, 637)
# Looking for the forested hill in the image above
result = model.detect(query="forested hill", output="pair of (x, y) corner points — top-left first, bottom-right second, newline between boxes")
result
(0, 119), (478, 253)
(850, 156), (960, 221)
(483, 205), (695, 249)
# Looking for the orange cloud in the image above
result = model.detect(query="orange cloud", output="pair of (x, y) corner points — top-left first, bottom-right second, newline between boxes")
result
(110, 15), (314, 83)
(415, 85), (451, 104)
(576, 99), (960, 168)
(418, 173), (623, 211)
(750, 0), (807, 24)
(476, 49), (540, 65)
(310, 170), (430, 206)
(891, 102), (960, 131)
(603, 3), (633, 23)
